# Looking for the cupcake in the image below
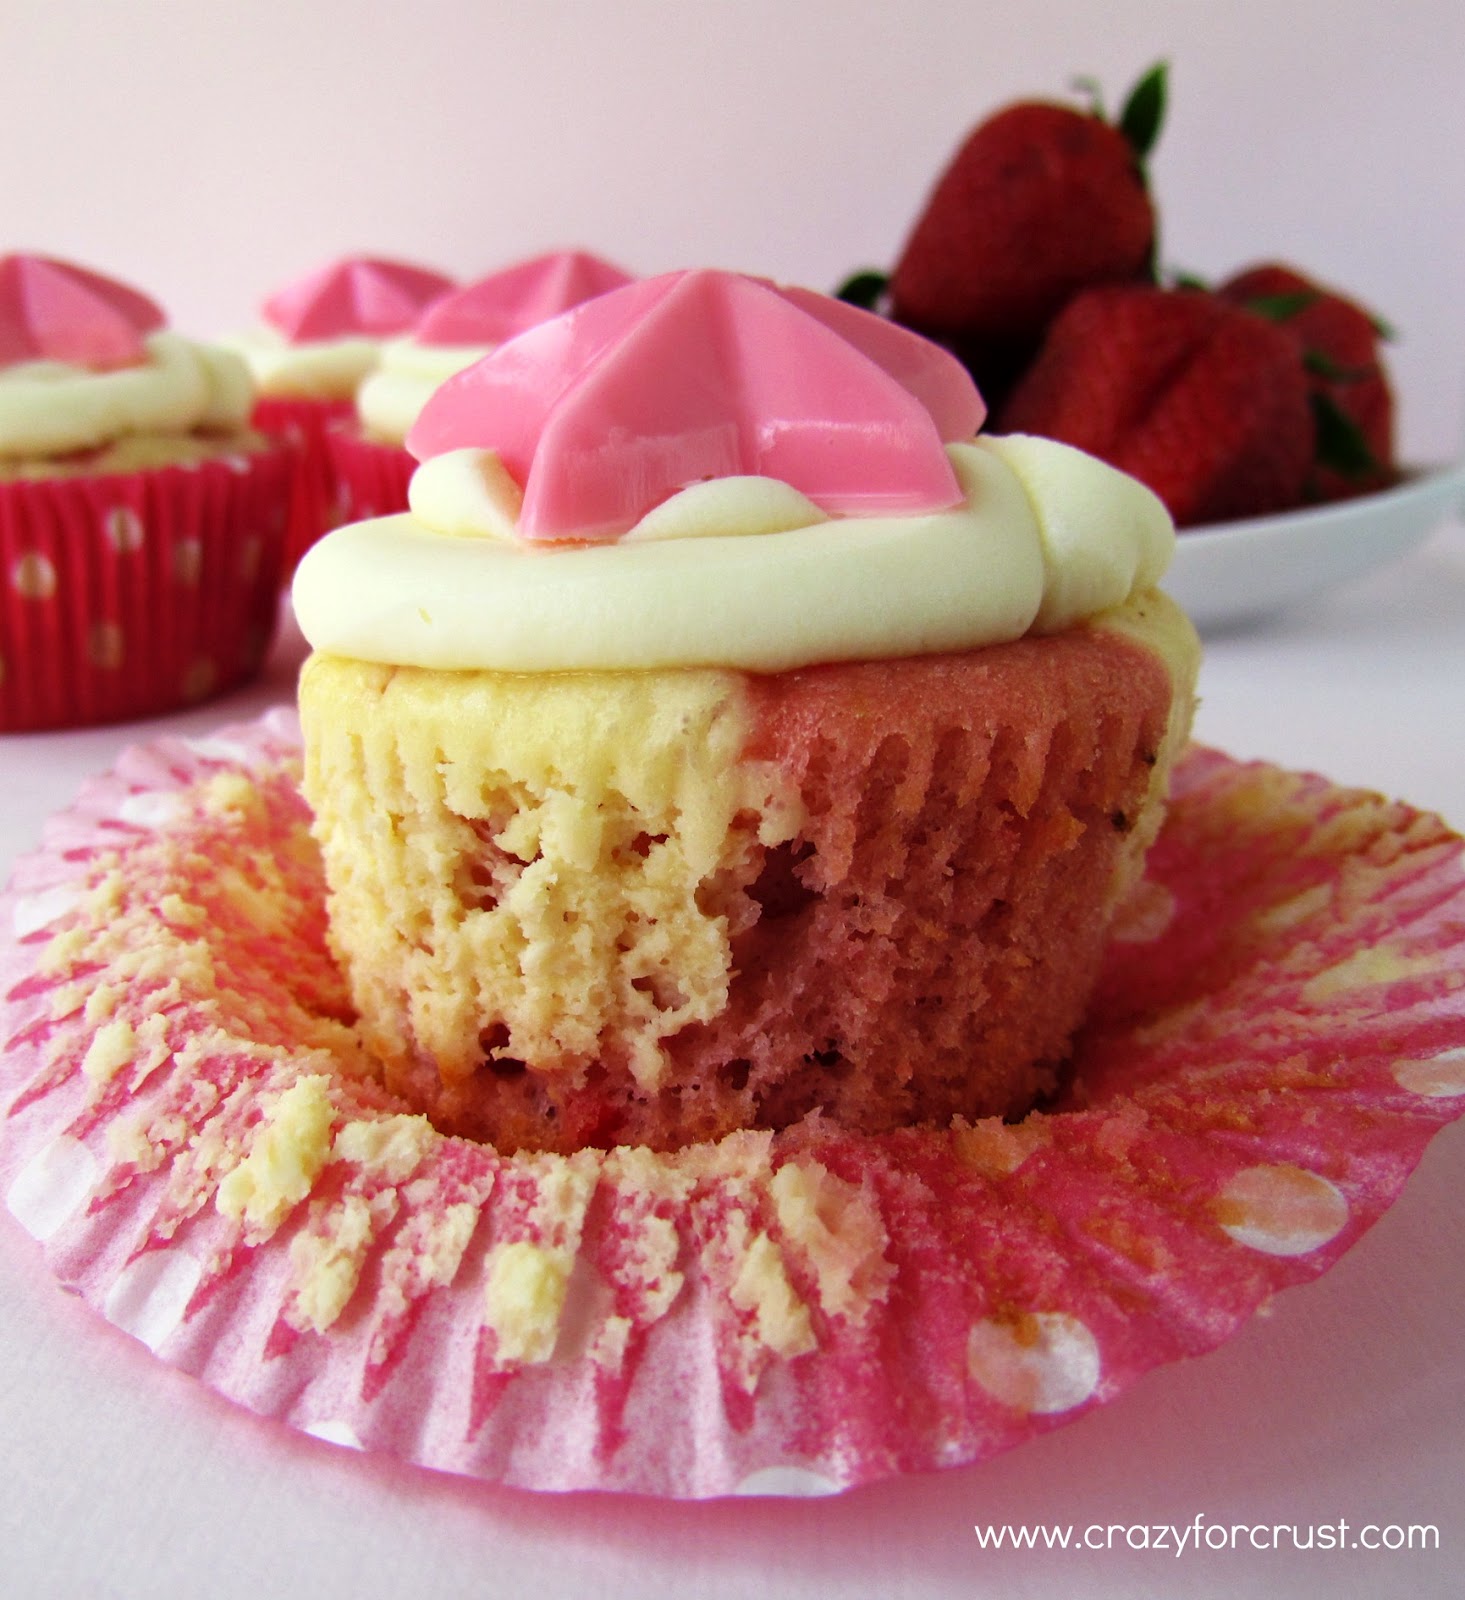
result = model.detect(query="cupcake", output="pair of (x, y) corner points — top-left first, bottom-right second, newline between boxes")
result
(0, 253), (290, 731)
(293, 269), (1200, 1155)
(329, 251), (634, 525)
(222, 256), (454, 572)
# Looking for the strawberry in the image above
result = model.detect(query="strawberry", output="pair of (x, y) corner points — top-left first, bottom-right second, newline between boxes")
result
(886, 64), (1166, 405)
(996, 283), (1314, 527)
(1218, 262), (1396, 501)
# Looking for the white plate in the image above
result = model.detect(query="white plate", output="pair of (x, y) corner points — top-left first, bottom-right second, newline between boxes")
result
(1162, 460), (1465, 630)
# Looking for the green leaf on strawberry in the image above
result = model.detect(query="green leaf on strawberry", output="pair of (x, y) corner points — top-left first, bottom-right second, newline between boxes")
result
(835, 270), (890, 311)
(1240, 290), (1323, 323)
(1311, 391), (1382, 479)
(1219, 263), (1397, 501)
(1118, 62), (1168, 163)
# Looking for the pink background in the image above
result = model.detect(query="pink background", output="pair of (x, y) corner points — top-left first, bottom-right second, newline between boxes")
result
(3, 1), (1463, 461)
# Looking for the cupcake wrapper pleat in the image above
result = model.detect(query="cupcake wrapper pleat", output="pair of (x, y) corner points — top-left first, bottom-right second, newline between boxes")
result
(325, 427), (414, 529)
(249, 397), (356, 577)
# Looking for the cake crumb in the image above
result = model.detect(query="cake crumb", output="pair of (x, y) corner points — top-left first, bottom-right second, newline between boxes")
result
(951, 1115), (1052, 1177)
(484, 1240), (571, 1364)
(81, 1017), (136, 1087)
(290, 1192), (394, 1333)
(770, 1159), (893, 1322)
(589, 1313), (633, 1373)
(727, 1214), (816, 1361)
(216, 1075), (335, 1236)
(333, 1114), (436, 1183)
(422, 1201), (481, 1283)
(40, 923), (91, 977)
(201, 771), (259, 816)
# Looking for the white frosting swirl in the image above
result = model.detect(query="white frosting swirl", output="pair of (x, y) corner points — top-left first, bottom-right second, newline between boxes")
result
(0, 332), (252, 459)
(355, 337), (492, 444)
(217, 327), (383, 401)
(292, 436), (1174, 674)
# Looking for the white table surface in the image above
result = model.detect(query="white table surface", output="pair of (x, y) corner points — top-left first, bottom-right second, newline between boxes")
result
(1, 529), (1462, 1600)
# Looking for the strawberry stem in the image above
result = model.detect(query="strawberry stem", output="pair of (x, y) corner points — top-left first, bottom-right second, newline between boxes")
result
(1069, 75), (1108, 119)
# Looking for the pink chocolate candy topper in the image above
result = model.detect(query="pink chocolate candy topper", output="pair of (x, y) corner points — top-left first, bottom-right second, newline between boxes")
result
(407, 270), (987, 542)
(414, 251), (635, 348)
(262, 256), (456, 343)
(0, 254), (166, 372)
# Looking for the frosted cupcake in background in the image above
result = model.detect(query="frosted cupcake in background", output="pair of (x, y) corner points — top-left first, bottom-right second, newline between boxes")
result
(328, 250), (634, 526)
(222, 256), (454, 573)
(294, 268), (1200, 1154)
(0, 253), (289, 730)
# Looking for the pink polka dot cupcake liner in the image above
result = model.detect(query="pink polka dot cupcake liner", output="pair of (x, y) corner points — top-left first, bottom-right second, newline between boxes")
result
(324, 425), (413, 528)
(248, 397), (356, 577)
(1, 713), (1462, 1498)
(0, 452), (290, 731)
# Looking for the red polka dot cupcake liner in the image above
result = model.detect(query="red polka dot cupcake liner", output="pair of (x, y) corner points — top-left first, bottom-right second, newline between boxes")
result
(324, 424), (413, 527)
(249, 397), (356, 577)
(1, 716), (1462, 1497)
(0, 451), (290, 732)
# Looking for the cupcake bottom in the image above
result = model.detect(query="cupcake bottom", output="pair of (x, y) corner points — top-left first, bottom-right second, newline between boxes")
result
(0, 437), (289, 731)
(300, 591), (1199, 1153)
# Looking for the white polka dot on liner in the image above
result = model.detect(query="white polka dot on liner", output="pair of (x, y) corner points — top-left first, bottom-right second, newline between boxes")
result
(11, 885), (81, 938)
(180, 735), (255, 765)
(5, 1135), (99, 1241)
(87, 620), (125, 671)
(967, 1310), (1101, 1415)
(1109, 880), (1177, 943)
(103, 505), (145, 553)
(733, 1465), (843, 1497)
(182, 658), (218, 702)
(1393, 1047), (1465, 1099)
(116, 790), (184, 828)
(303, 1420), (365, 1452)
(11, 551), (57, 601)
(1216, 1164), (1348, 1256)
(173, 539), (203, 585)
(102, 1249), (202, 1353)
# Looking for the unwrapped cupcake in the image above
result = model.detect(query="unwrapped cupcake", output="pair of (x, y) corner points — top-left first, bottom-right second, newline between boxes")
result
(328, 250), (635, 526)
(222, 256), (454, 572)
(293, 269), (1201, 1154)
(0, 253), (290, 731)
